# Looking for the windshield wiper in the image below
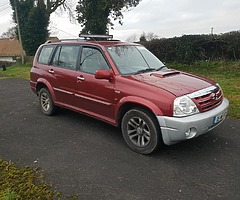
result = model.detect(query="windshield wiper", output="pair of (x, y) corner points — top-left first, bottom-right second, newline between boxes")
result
(156, 65), (167, 71)
(136, 68), (155, 74)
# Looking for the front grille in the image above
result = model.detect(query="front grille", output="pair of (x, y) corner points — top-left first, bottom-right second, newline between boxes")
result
(190, 85), (223, 112)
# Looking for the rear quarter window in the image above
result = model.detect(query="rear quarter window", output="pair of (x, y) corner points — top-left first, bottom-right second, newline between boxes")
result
(38, 45), (55, 65)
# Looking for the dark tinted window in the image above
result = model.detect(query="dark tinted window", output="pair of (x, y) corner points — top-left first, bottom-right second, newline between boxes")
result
(38, 45), (55, 65)
(52, 45), (80, 70)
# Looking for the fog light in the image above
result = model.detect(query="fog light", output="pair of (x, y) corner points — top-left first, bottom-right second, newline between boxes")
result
(185, 128), (197, 139)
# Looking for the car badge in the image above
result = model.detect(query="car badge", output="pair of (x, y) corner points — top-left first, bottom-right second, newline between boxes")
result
(211, 93), (218, 100)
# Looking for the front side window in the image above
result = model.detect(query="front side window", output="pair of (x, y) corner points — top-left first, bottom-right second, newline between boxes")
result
(38, 45), (55, 65)
(80, 47), (110, 74)
(107, 45), (165, 75)
(52, 45), (80, 70)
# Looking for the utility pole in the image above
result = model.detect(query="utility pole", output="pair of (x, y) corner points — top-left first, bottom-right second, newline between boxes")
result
(14, 0), (24, 64)
(211, 27), (214, 35)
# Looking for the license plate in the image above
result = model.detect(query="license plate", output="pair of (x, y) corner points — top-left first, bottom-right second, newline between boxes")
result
(213, 110), (227, 124)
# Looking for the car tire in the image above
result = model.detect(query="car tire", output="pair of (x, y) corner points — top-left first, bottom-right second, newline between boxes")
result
(121, 108), (163, 154)
(39, 88), (58, 116)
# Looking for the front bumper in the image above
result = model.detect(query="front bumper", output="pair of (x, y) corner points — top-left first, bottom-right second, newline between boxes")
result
(157, 98), (229, 145)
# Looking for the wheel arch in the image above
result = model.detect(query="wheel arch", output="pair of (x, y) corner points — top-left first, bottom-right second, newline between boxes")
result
(115, 96), (163, 127)
(36, 78), (56, 101)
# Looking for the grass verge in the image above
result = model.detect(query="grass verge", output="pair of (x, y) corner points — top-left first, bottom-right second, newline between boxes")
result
(0, 159), (60, 200)
(0, 64), (31, 80)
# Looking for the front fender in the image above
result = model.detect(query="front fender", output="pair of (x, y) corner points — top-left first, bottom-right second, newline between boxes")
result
(115, 96), (164, 125)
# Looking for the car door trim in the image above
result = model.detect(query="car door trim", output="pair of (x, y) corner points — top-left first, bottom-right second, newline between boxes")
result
(75, 94), (111, 106)
(53, 87), (74, 95)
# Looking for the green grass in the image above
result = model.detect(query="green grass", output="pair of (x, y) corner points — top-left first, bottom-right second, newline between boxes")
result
(0, 159), (80, 200)
(0, 159), (60, 200)
(0, 64), (31, 80)
(169, 61), (240, 119)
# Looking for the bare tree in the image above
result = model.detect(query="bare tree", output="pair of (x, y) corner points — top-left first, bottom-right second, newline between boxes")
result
(146, 32), (158, 41)
(1, 27), (16, 38)
(45, 0), (76, 20)
(126, 33), (138, 42)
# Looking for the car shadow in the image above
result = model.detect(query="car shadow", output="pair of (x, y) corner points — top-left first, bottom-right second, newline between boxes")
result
(53, 107), (124, 142)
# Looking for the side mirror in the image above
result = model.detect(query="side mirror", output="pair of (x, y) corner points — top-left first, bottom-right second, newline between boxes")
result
(95, 69), (112, 80)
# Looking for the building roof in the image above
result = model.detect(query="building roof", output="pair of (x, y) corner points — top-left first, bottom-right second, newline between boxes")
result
(0, 38), (22, 57)
(47, 36), (60, 42)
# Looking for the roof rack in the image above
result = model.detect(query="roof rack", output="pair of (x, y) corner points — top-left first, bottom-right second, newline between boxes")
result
(79, 34), (114, 41)
(44, 34), (119, 44)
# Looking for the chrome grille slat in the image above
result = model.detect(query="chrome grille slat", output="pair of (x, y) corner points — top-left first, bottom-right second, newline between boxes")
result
(192, 85), (223, 112)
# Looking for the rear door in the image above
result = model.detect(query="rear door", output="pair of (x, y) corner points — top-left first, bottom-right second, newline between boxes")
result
(49, 44), (80, 106)
(32, 45), (57, 92)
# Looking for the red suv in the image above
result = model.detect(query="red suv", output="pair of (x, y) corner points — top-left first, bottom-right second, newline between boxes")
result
(30, 34), (229, 154)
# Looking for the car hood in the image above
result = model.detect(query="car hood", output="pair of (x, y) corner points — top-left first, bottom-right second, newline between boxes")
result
(129, 70), (216, 97)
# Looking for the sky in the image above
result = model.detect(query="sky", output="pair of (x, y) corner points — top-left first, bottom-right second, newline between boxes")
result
(0, 0), (240, 41)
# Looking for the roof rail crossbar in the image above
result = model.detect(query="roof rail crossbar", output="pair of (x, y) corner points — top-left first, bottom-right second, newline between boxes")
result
(59, 39), (86, 42)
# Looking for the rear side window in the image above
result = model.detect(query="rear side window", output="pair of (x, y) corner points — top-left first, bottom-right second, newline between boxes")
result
(38, 45), (55, 65)
(52, 45), (80, 70)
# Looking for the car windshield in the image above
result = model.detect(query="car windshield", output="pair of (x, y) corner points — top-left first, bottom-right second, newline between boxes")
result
(106, 45), (166, 75)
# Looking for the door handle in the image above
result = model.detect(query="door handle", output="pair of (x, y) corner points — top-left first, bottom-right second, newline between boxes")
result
(77, 76), (85, 81)
(48, 69), (54, 74)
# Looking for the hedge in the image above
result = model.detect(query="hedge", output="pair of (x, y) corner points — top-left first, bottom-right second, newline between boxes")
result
(140, 31), (240, 64)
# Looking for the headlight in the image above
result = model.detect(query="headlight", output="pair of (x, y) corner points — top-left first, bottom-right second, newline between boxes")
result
(173, 95), (199, 117)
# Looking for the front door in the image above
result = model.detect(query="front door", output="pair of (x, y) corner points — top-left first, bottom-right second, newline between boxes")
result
(74, 46), (115, 122)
